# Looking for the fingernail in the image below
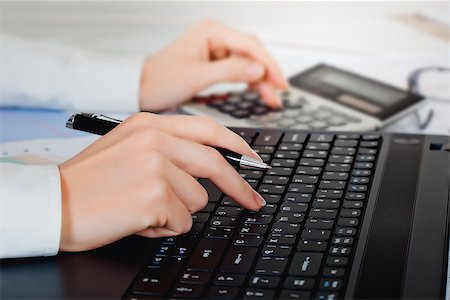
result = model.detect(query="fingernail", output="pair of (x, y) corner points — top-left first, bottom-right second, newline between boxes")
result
(250, 149), (264, 162)
(247, 64), (265, 80)
(254, 191), (266, 208)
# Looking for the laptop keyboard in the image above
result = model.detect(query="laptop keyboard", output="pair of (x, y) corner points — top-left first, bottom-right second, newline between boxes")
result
(126, 129), (381, 299)
(193, 91), (362, 130)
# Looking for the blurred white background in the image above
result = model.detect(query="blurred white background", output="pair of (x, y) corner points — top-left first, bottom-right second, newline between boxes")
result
(1, 1), (449, 132)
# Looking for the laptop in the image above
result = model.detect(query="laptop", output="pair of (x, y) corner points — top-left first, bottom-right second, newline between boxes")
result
(181, 64), (425, 132)
(1, 127), (449, 299)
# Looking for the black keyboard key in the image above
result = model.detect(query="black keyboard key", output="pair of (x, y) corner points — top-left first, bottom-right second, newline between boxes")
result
(306, 142), (330, 150)
(254, 256), (288, 275)
(329, 246), (351, 256)
(284, 193), (312, 203)
(254, 132), (282, 146)
(231, 109), (251, 119)
(323, 267), (345, 278)
(249, 275), (280, 288)
(284, 277), (315, 290)
(310, 134), (333, 143)
(337, 217), (359, 227)
(309, 208), (337, 219)
(215, 206), (244, 217)
(350, 176), (370, 184)
(280, 202), (309, 213)
(296, 166), (322, 175)
(179, 271), (211, 284)
(358, 148), (377, 155)
(262, 175), (289, 185)
(289, 253), (323, 276)
(262, 244), (292, 257)
(207, 286), (239, 298)
(271, 222), (302, 234)
(326, 257), (348, 267)
(342, 200), (363, 209)
(362, 134), (380, 140)
(252, 146), (275, 154)
(244, 288), (276, 299)
(357, 154), (375, 162)
(348, 185), (367, 192)
(335, 227), (357, 236)
(326, 163), (351, 172)
(337, 134), (360, 140)
(240, 223), (269, 235)
(204, 226), (234, 239)
(267, 167), (293, 176)
(275, 150), (300, 159)
(300, 158), (325, 167)
(297, 240), (328, 252)
(292, 175), (319, 184)
(331, 147), (356, 156)
(240, 170), (264, 179)
(328, 155), (353, 164)
(172, 283), (203, 298)
(360, 141), (379, 148)
(312, 199), (340, 209)
(276, 212), (305, 224)
(305, 218), (334, 229)
(340, 209), (361, 218)
(258, 184), (285, 194)
(221, 246), (258, 273)
(288, 183), (315, 193)
(187, 239), (227, 271)
(303, 150), (328, 159)
(279, 143), (303, 151)
(316, 189), (343, 199)
(267, 233), (296, 245)
(345, 192), (366, 201)
(200, 203), (216, 213)
(319, 180), (346, 190)
(244, 214), (273, 224)
(214, 273), (245, 286)
(232, 128), (257, 139)
(210, 216), (239, 227)
(221, 197), (239, 207)
(133, 263), (182, 295)
(301, 229), (330, 241)
(279, 290), (311, 299)
(334, 140), (357, 147)
(234, 234), (263, 247)
(322, 172), (349, 181)
(271, 159), (296, 167)
(352, 169), (371, 177)
(354, 162), (373, 169)
(282, 132), (308, 143)
(319, 279), (342, 291)
(332, 237), (354, 246)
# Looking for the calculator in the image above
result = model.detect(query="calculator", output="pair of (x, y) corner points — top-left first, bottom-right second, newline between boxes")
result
(181, 64), (425, 131)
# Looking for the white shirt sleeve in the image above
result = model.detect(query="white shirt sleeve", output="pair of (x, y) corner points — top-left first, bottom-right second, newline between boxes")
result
(0, 164), (61, 259)
(0, 33), (144, 112)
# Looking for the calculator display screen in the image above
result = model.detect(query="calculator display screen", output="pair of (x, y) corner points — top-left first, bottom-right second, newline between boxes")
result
(288, 64), (424, 120)
(320, 72), (406, 106)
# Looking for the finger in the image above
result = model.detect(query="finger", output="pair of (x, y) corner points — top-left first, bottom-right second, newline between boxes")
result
(137, 185), (193, 238)
(148, 151), (208, 213)
(127, 113), (263, 162)
(208, 23), (288, 89)
(134, 132), (265, 211)
(250, 81), (283, 108)
(198, 55), (266, 87)
(209, 38), (230, 60)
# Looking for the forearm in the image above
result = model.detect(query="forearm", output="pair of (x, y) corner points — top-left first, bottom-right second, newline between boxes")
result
(0, 34), (143, 112)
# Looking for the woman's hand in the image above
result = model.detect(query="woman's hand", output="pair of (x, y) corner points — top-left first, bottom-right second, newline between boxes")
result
(58, 113), (265, 252)
(139, 19), (288, 111)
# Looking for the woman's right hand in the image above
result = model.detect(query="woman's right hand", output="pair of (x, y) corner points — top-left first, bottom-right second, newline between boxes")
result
(58, 113), (265, 252)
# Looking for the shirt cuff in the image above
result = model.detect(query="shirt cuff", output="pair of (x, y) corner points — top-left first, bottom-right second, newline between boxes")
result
(0, 164), (61, 259)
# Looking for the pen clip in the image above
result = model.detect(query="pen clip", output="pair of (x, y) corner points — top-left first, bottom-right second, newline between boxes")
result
(80, 113), (122, 124)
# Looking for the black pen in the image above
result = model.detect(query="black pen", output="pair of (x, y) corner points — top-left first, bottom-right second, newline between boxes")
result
(66, 113), (271, 170)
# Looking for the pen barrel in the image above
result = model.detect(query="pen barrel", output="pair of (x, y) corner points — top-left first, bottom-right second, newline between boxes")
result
(215, 147), (242, 167)
(72, 114), (119, 136)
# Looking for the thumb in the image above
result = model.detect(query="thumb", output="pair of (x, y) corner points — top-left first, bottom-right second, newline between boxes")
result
(202, 55), (266, 86)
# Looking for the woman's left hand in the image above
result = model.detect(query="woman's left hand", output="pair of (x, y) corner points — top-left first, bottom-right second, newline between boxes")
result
(139, 19), (288, 111)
